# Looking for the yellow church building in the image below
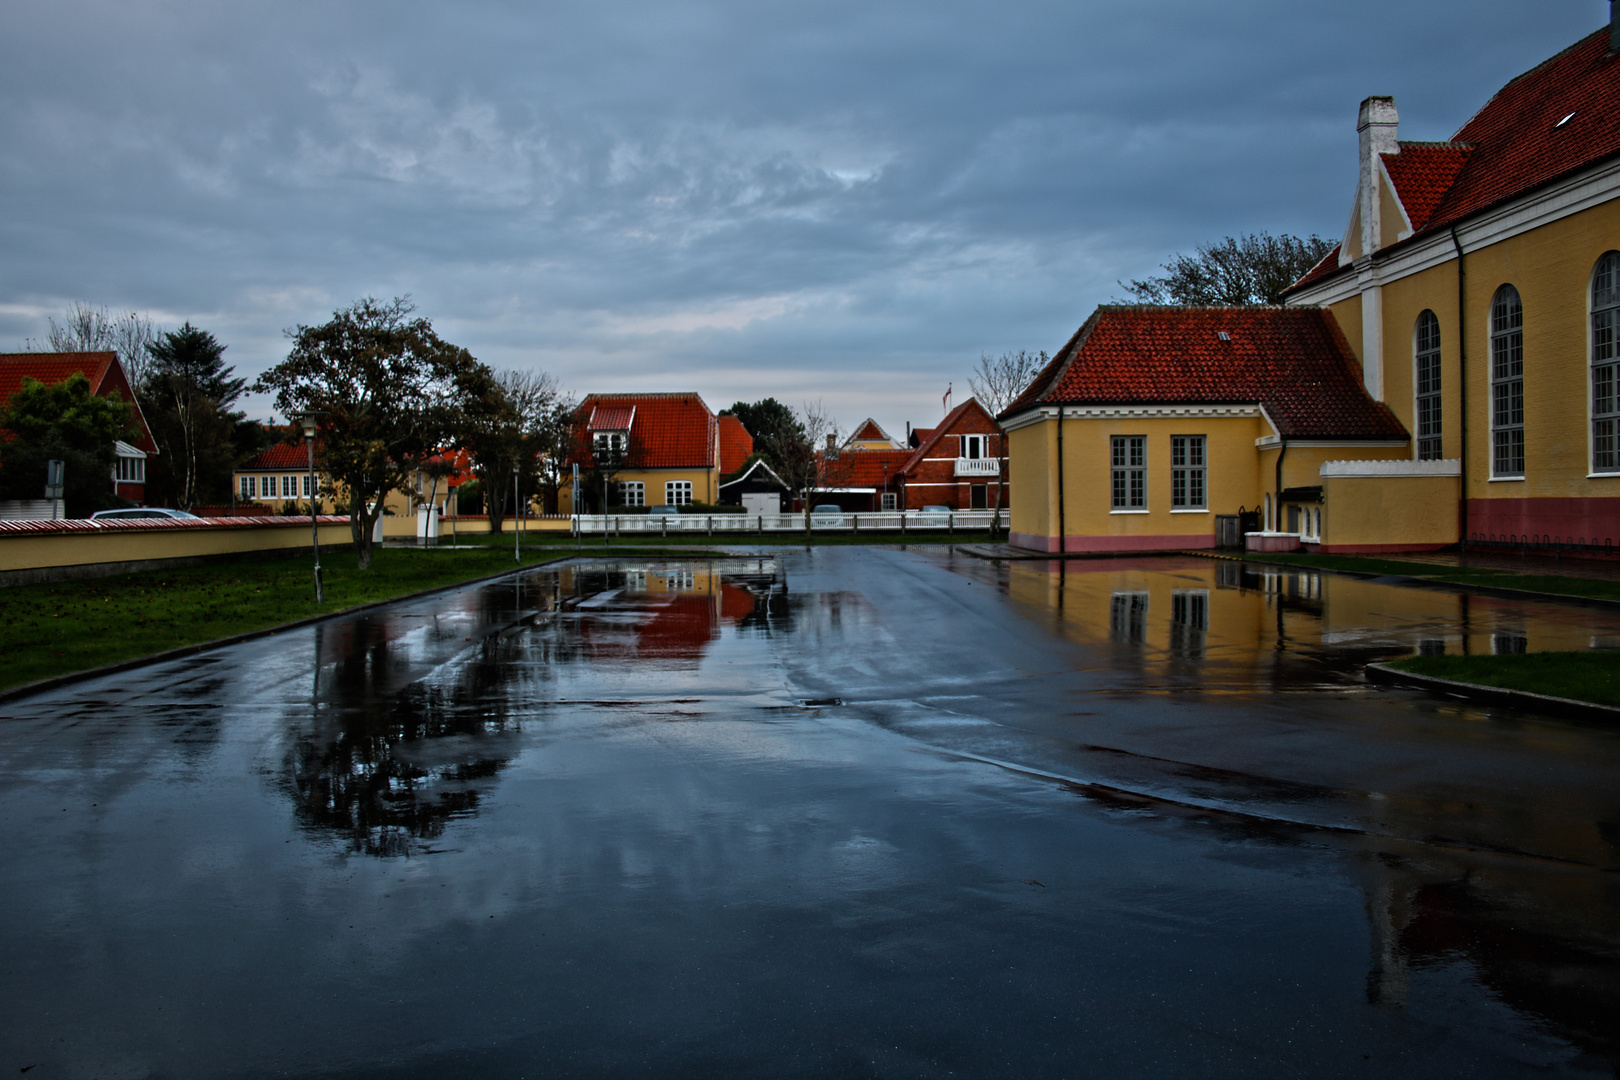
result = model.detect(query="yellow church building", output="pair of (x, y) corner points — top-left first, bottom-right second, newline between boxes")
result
(1006, 18), (1620, 556)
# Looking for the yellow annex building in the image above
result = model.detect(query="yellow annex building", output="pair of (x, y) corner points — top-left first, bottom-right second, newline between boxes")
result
(1007, 18), (1620, 556)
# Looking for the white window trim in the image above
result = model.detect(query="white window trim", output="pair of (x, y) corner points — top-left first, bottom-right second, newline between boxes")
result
(1589, 252), (1620, 474)
(1489, 284), (1525, 480)
(1413, 310), (1443, 461)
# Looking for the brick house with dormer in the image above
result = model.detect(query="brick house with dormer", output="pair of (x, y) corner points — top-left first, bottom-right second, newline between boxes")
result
(895, 397), (1007, 510)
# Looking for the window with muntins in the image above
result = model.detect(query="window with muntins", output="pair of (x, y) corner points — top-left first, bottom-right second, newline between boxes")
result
(1593, 253), (1620, 472)
(665, 480), (693, 506)
(618, 481), (644, 506)
(240, 475), (255, 499)
(960, 434), (987, 459)
(1490, 285), (1524, 477)
(1170, 435), (1206, 508)
(1111, 435), (1146, 509)
(114, 456), (144, 483)
(1415, 310), (1442, 460)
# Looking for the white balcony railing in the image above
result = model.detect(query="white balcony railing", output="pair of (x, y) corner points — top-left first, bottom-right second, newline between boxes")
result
(954, 457), (1002, 477)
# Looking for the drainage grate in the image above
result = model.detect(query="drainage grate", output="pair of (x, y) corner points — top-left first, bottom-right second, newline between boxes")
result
(801, 697), (843, 707)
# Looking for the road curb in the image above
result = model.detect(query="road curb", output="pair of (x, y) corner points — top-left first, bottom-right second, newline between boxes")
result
(0, 553), (582, 706)
(1365, 662), (1620, 723)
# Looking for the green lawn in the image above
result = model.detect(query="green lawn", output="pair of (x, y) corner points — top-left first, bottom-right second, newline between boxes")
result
(0, 543), (714, 693)
(1389, 651), (1620, 709)
(1251, 552), (1620, 605)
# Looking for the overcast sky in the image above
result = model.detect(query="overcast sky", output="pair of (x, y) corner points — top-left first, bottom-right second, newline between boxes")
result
(0, 1), (1603, 436)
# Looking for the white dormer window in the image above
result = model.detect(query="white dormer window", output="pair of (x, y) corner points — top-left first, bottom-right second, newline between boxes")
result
(960, 434), (988, 460)
(594, 431), (627, 455)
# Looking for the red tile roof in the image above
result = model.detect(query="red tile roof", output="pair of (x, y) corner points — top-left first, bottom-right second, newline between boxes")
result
(1290, 26), (1620, 295)
(1381, 142), (1474, 232)
(718, 414), (753, 474)
(241, 441), (313, 470)
(576, 392), (717, 469)
(834, 448), (911, 486)
(0, 351), (158, 453)
(1004, 306), (1407, 440)
(587, 404), (636, 431)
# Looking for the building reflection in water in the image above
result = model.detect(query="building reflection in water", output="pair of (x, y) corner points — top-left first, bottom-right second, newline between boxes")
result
(288, 558), (787, 856)
(1008, 555), (1604, 693)
(1009, 554), (1620, 1067)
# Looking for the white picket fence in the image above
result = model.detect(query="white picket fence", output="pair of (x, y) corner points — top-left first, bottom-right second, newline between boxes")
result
(573, 509), (1004, 536)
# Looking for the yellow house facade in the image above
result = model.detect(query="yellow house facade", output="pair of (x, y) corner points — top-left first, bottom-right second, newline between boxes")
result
(569, 393), (724, 512)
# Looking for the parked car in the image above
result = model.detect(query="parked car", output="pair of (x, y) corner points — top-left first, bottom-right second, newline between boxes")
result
(810, 504), (847, 527)
(91, 508), (202, 521)
(920, 505), (952, 513)
(647, 505), (682, 516)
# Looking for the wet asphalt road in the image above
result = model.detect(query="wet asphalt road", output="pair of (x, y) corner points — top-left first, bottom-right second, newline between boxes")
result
(3, 546), (1620, 1078)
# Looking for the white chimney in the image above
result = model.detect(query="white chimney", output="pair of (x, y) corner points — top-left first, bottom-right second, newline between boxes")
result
(1358, 96), (1399, 259)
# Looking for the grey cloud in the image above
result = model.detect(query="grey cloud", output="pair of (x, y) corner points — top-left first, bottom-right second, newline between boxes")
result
(0, 0), (1603, 431)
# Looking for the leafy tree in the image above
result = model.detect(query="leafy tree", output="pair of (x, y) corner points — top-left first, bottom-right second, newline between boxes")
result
(254, 296), (492, 569)
(1118, 232), (1334, 307)
(28, 302), (160, 386)
(0, 374), (137, 516)
(722, 398), (803, 469)
(140, 323), (247, 509)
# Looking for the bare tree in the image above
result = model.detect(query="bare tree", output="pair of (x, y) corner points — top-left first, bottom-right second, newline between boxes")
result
(969, 350), (1050, 419)
(28, 302), (160, 386)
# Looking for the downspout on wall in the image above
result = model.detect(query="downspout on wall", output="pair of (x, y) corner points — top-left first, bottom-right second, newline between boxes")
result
(1274, 435), (1288, 531)
(1451, 226), (1469, 548)
(1055, 405), (1066, 554)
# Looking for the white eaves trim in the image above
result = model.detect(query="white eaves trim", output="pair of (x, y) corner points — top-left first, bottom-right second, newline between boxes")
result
(1320, 458), (1460, 478)
(113, 440), (147, 458)
(1000, 403), (1262, 433)
(1289, 154), (1620, 307)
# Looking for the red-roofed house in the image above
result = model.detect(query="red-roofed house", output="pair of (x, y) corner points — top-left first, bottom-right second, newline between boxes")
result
(569, 392), (722, 510)
(844, 418), (901, 450)
(0, 351), (157, 503)
(1282, 19), (1620, 551)
(893, 398), (1007, 511)
(1002, 307), (1410, 553)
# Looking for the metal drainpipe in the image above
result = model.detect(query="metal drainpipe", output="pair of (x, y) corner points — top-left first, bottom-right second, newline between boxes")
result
(1451, 226), (1470, 551)
(1274, 435), (1288, 531)
(1055, 405), (1066, 554)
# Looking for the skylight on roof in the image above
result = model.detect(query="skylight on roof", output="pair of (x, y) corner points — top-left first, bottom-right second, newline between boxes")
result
(1217, 331), (1231, 342)
(1555, 111), (1576, 129)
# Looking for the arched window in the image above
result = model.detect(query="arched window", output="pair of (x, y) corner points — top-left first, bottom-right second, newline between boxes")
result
(1592, 253), (1620, 472)
(1415, 311), (1442, 460)
(1490, 285), (1524, 478)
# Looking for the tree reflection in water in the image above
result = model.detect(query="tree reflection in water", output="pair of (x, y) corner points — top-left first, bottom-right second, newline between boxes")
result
(286, 557), (787, 856)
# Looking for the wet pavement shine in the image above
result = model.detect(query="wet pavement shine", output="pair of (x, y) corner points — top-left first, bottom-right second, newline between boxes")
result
(3, 548), (1620, 1079)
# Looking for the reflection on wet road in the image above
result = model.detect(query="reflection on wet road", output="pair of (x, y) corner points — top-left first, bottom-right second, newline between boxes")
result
(2, 548), (1619, 1078)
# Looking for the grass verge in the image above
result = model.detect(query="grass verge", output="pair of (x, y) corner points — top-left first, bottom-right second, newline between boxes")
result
(1388, 651), (1620, 709)
(0, 544), (723, 693)
(1248, 552), (1620, 605)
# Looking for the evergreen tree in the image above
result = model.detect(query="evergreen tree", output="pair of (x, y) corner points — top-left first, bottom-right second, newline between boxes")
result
(141, 323), (246, 509)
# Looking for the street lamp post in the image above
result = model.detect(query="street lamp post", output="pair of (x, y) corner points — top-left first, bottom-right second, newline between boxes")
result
(513, 461), (521, 563)
(300, 413), (323, 603)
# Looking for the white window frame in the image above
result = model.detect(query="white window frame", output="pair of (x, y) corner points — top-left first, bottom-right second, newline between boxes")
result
(240, 475), (255, 500)
(302, 473), (312, 498)
(618, 480), (644, 507)
(1415, 310), (1443, 461)
(665, 480), (693, 506)
(960, 434), (988, 460)
(1592, 253), (1620, 473)
(881, 492), (897, 511)
(1170, 435), (1206, 510)
(594, 431), (627, 455)
(1490, 284), (1524, 479)
(114, 455), (145, 483)
(1111, 435), (1146, 511)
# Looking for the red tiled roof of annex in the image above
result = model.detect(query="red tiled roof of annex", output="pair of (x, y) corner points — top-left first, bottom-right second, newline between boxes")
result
(1004, 306), (1407, 440)
(0, 351), (158, 453)
(1291, 26), (1620, 294)
(718, 415), (753, 474)
(578, 392), (717, 469)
